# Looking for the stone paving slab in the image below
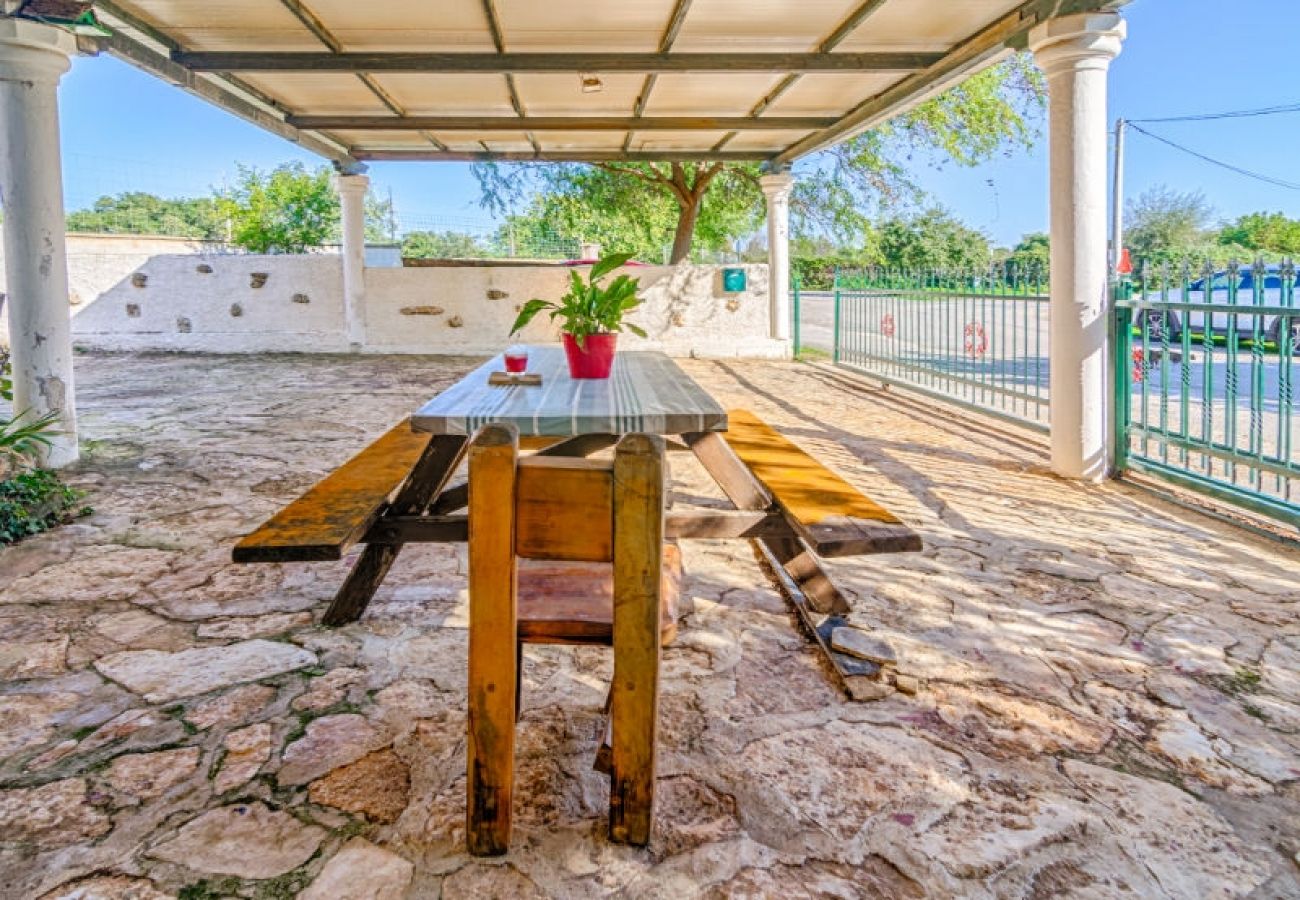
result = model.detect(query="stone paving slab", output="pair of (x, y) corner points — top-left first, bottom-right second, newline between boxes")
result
(0, 352), (1297, 899)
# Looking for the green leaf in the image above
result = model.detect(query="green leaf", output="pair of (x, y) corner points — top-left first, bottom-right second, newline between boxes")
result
(624, 323), (647, 338)
(588, 251), (635, 282)
(509, 298), (555, 335)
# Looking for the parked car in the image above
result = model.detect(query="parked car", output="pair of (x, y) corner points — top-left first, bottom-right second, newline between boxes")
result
(1136, 264), (1298, 352)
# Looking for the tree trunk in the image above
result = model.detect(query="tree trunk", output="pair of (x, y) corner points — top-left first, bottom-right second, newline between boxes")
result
(669, 198), (701, 264)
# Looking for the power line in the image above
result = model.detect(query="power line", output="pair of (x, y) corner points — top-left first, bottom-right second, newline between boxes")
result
(1127, 123), (1300, 192)
(1129, 101), (1300, 124)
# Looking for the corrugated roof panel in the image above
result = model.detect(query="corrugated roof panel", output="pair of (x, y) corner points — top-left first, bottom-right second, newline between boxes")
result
(513, 74), (644, 116)
(671, 0), (861, 51)
(495, 0), (675, 51)
(764, 72), (905, 116)
(835, 0), (1026, 51)
(235, 73), (390, 115)
(329, 130), (435, 148)
(721, 129), (813, 151)
(306, 0), (495, 51)
(115, 0), (322, 51)
(534, 132), (629, 151)
(628, 130), (730, 151)
(645, 74), (784, 116)
(368, 74), (517, 115)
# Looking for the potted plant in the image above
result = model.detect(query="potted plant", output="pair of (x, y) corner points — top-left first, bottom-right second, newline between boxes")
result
(510, 251), (646, 379)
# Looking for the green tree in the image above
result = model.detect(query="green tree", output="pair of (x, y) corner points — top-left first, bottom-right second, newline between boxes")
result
(365, 191), (398, 244)
(218, 162), (339, 254)
(401, 229), (486, 259)
(1124, 185), (1215, 260)
(473, 55), (1044, 264)
(876, 207), (992, 270)
(1218, 211), (1300, 256)
(1001, 231), (1050, 275)
(66, 192), (225, 239)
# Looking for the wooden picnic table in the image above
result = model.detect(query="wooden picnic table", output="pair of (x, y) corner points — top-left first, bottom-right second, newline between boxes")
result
(234, 345), (920, 699)
(411, 347), (727, 437)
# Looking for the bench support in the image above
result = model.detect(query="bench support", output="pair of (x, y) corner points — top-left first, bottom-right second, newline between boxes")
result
(685, 429), (891, 700)
(323, 434), (467, 625)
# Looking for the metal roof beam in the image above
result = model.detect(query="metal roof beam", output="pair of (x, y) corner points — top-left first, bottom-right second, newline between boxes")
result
(172, 51), (944, 73)
(289, 115), (832, 131)
(351, 149), (774, 163)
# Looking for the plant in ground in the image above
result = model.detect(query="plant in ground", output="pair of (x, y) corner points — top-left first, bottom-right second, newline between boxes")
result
(509, 252), (646, 349)
(0, 468), (87, 545)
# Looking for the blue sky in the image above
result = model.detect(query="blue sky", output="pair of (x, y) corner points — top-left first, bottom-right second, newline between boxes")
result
(57, 0), (1300, 247)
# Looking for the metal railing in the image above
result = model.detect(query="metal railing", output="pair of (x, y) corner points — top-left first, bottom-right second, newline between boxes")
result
(829, 267), (1050, 431)
(1115, 260), (1298, 528)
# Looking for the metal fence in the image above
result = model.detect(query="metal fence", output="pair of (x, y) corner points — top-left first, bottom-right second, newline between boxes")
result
(813, 267), (1050, 431)
(1115, 260), (1298, 528)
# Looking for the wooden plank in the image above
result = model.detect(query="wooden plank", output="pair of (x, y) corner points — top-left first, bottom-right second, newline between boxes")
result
(174, 50), (945, 73)
(288, 114), (837, 131)
(364, 514), (468, 544)
(664, 509), (792, 540)
(762, 535), (851, 616)
(411, 350), (726, 438)
(609, 434), (665, 846)
(516, 546), (681, 646)
(427, 434), (618, 516)
(232, 419), (432, 563)
(466, 423), (519, 857)
(754, 540), (887, 702)
(721, 410), (921, 557)
(515, 457), (614, 562)
(322, 434), (467, 626)
(684, 431), (773, 510)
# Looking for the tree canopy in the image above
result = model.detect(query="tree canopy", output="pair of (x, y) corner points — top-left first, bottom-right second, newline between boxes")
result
(216, 162), (338, 254)
(65, 192), (225, 240)
(473, 55), (1045, 264)
(1217, 211), (1300, 256)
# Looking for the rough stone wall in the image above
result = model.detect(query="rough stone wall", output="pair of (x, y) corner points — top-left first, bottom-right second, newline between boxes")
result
(0, 233), (208, 346)
(68, 253), (349, 353)
(1, 245), (784, 357)
(364, 263), (781, 357)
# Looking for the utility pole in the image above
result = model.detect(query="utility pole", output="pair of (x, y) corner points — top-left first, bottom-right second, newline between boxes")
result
(1110, 117), (1126, 277)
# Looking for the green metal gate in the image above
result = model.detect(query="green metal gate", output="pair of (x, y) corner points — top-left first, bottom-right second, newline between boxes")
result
(1113, 260), (1298, 529)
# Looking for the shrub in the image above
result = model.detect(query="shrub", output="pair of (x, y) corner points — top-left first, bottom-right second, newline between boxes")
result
(0, 468), (87, 545)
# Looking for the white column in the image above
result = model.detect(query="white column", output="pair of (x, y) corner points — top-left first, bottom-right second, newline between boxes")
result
(334, 172), (369, 350)
(1030, 13), (1125, 481)
(760, 171), (794, 343)
(0, 19), (78, 467)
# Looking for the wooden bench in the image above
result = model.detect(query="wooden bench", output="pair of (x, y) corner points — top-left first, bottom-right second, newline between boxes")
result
(233, 419), (440, 563)
(719, 409), (921, 558)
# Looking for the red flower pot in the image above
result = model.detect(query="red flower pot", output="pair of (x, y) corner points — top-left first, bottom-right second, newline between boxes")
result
(562, 332), (617, 379)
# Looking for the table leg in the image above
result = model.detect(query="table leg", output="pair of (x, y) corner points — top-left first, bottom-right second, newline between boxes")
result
(322, 434), (467, 626)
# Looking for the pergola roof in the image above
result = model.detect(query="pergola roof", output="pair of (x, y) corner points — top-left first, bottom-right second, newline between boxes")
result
(92, 0), (1122, 171)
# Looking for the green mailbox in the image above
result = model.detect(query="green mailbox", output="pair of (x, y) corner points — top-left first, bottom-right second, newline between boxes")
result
(722, 267), (746, 292)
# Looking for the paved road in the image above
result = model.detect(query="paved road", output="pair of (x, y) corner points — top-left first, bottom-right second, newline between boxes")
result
(798, 290), (1297, 467)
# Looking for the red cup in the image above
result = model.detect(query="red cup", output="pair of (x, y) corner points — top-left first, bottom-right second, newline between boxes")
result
(504, 345), (528, 373)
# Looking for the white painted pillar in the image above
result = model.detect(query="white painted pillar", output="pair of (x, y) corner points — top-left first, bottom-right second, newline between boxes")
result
(0, 19), (78, 467)
(760, 171), (794, 343)
(1030, 13), (1125, 481)
(334, 172), (369, 350)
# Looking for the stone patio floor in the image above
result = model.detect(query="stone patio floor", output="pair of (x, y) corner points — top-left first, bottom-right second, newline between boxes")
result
(1, 352), (1298, 900)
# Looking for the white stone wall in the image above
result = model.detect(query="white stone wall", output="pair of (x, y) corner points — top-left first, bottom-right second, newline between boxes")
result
(3, 241), (787, 358)
(0, 233), (208, 344)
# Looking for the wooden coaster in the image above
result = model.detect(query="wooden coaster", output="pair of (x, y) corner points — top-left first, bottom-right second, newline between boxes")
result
(489, 372), (542, 386)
